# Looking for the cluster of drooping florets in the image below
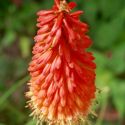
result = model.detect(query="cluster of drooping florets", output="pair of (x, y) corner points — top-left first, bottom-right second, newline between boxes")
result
(26, 0), (96, 125)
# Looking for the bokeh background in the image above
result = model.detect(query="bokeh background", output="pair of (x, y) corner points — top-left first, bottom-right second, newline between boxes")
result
(0, 0), (125, 125)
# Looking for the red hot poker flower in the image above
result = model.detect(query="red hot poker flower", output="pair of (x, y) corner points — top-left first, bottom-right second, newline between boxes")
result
(26, 0), (96, 124)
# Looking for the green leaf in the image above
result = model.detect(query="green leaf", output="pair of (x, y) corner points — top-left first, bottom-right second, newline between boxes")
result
(108, 42), (125, 74)
(98, 0), (123, 19)
(2, 30), (16, 47)
(110, 80), (125, 118)
(0, 56), (15, 87)
(4, 101), (26, 123)
(14, 58), (28, 77)
(25, 120), (36, 125)
(83, 1), (98, 25)
(0, 123), (5, 125)
(19, 36), (31, 58)
(94, 51), (108, 71)
(25, 119), (46, 125)
(94, 16), (124, 49)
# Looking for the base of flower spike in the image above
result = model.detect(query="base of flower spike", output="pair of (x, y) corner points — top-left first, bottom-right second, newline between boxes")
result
(26, 90), (96, 125)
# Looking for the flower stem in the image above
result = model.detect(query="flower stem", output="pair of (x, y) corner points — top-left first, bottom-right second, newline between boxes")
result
(0, 76), (29, 107)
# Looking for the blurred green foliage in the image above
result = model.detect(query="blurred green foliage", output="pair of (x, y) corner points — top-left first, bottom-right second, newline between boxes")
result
(0, 0), (125, 125)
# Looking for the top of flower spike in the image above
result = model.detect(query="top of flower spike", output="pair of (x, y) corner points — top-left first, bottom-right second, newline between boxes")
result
(37, 0), (83, 18)
(54, 0), (77, 12)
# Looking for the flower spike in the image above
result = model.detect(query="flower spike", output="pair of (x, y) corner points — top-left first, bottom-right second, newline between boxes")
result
(26, 0), (96, 125)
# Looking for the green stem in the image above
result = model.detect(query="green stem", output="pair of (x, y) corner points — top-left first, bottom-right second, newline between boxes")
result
(0, 76), (29, 107)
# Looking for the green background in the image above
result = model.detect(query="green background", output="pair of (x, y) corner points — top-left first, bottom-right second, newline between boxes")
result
(0, 0), (125, 125)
